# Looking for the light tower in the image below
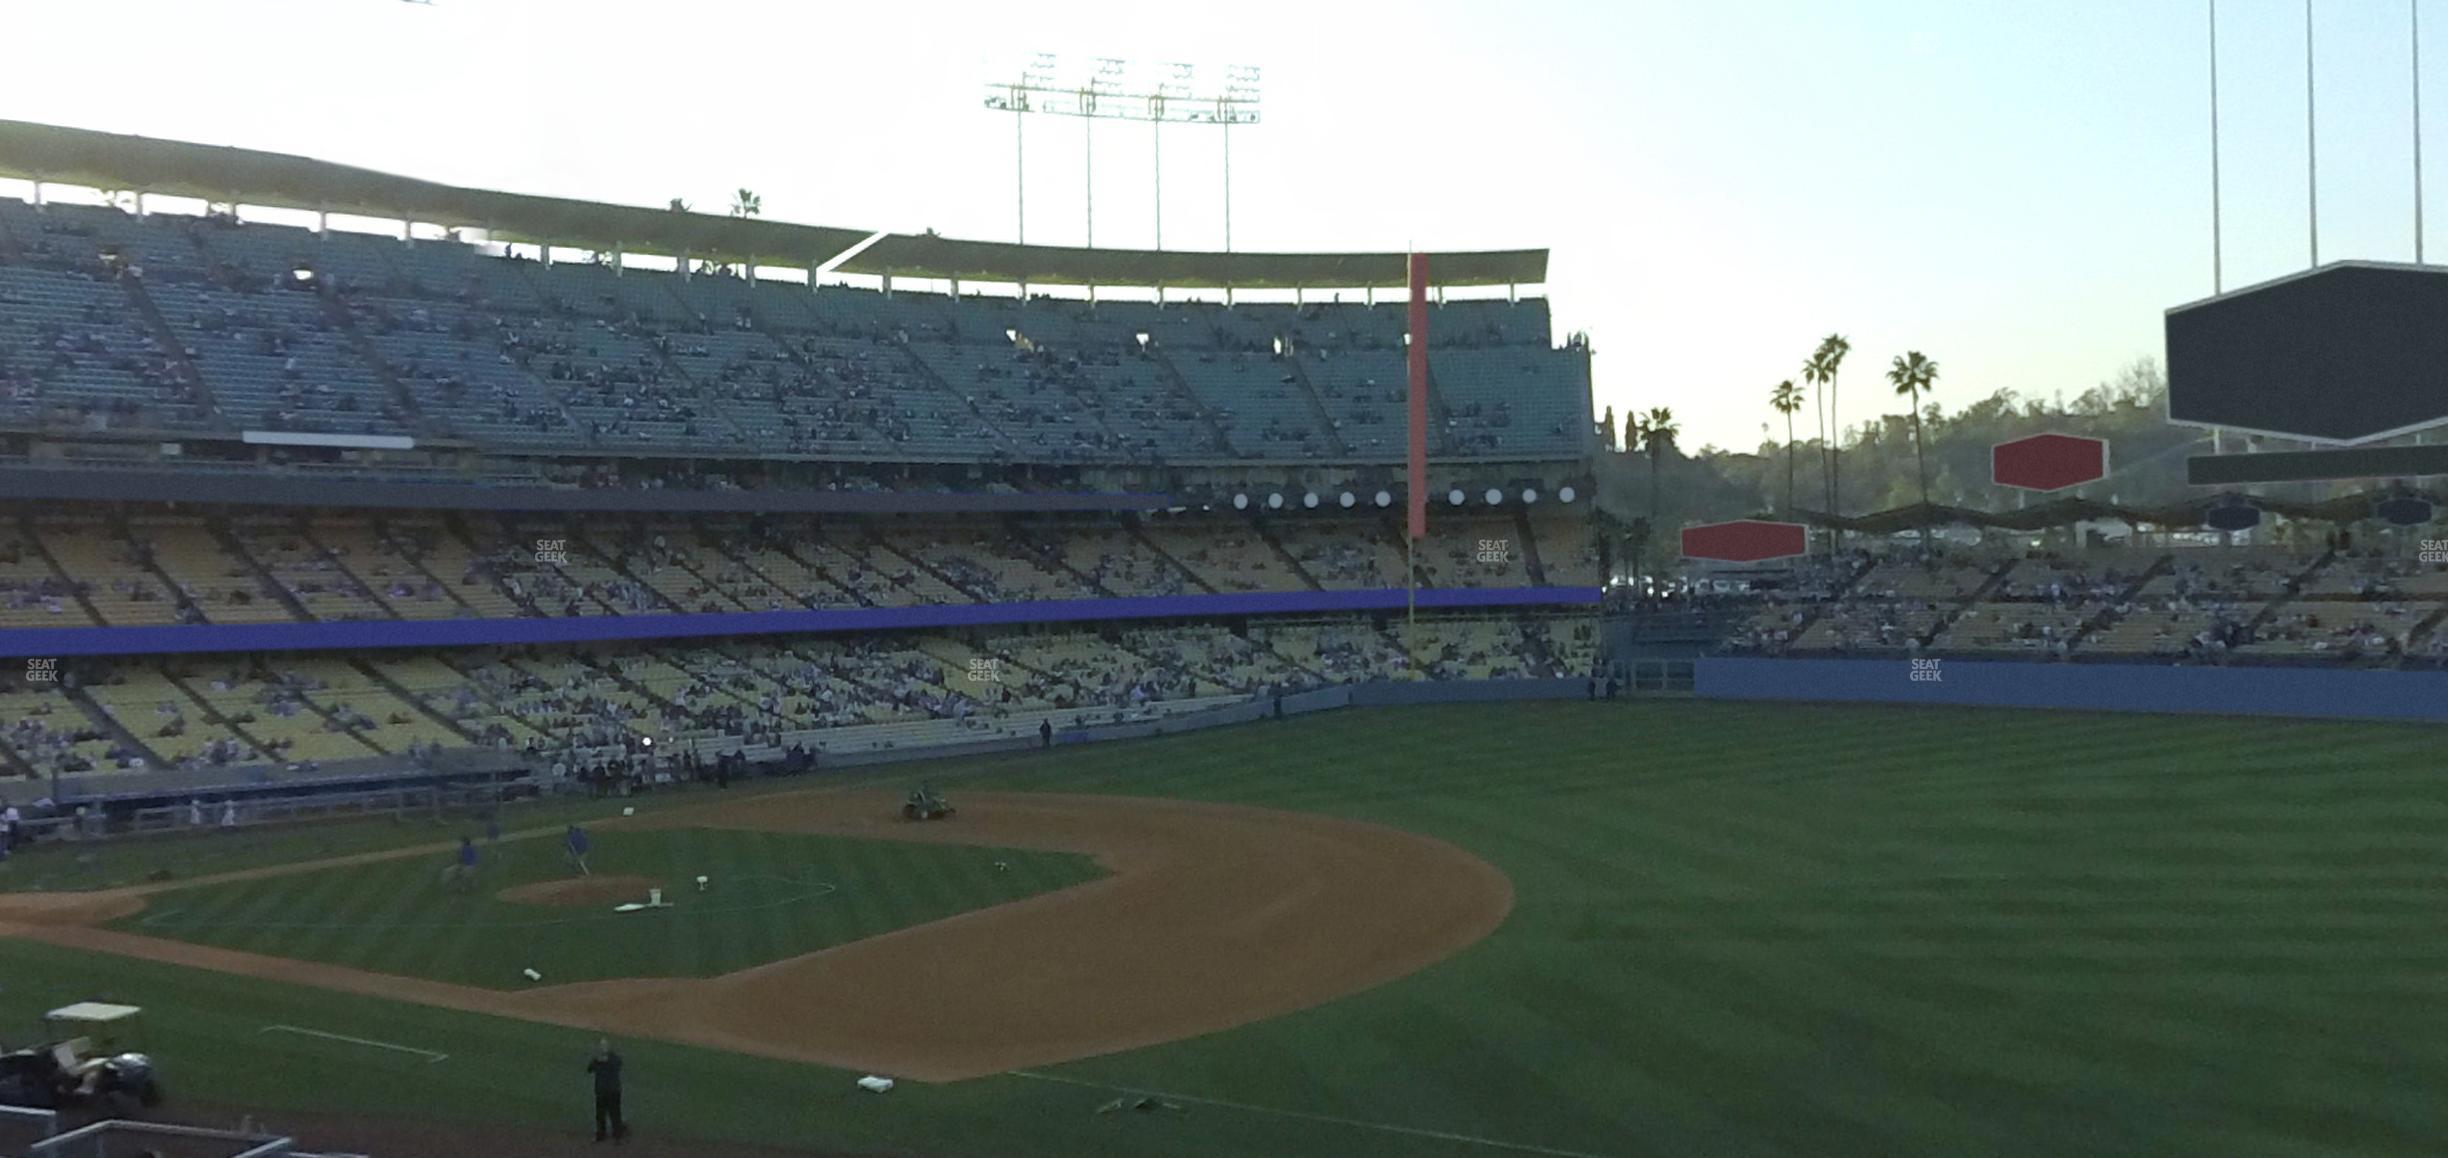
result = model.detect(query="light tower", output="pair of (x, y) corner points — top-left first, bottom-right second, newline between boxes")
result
(983, 56), (1263, 252)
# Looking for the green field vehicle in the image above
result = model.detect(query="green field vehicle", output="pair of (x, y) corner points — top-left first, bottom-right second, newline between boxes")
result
(902, 785), (954, 821)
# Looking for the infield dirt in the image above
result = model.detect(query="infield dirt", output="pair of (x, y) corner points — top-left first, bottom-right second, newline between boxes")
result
(0, 789), (1512, 1082)
(496, 874), (666, 908)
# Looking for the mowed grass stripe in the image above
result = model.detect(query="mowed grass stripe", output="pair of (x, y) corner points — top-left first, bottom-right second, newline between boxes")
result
(35, 700), (2448, 1157)
(978, 702), (2448, 1158)
(115, 828), (1101, 988)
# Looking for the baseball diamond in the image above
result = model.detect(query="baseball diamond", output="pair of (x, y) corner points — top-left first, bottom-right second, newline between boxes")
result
(6, 701), (2448, 1158)
(9, 5), (2448, 1154)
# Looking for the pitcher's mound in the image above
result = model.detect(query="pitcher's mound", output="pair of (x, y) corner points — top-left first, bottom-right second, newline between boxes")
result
(497, 876), (662, 908)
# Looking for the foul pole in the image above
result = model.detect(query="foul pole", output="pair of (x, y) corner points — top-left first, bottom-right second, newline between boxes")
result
(1406, 253), (1430, 639)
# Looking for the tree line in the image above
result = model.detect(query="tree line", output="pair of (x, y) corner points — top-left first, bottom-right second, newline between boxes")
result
(1591, 350), (2223, 554)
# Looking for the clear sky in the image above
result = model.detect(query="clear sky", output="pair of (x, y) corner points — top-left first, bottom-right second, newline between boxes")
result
(5, 0), (2434, 452)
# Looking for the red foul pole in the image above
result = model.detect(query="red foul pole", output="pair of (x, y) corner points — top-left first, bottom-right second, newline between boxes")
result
(1406, 253), (1429, 542)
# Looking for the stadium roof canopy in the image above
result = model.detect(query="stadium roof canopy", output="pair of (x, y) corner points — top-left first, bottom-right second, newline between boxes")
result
(1790, 489), (2443, 535)
(0, 119), (1547, 291)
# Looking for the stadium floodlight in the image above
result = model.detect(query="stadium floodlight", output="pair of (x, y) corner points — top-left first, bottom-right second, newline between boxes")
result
(984, 54), (1262, 251)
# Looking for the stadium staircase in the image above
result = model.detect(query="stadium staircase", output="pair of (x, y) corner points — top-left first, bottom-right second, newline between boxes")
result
(2240, 548), (2339, 639)
(1912, 558), (2017, 647)
(662, 530), (767, 613)
(712, 537), (838, 609)
(118, 272), (229, 424)
(212, 519), (316, 622)
(441, 516), (549, 616)
(1125, 519), (1220, 594)
(573, 651), (687, 720)
(2064, 554), (2176, 651)
(887, 334), (1025, 457)
(305, 521), (428, 618)
(2409, 605), (2448, 651)
(363, 521), (485, 617)
(311, 284), (441, 440)
(18, 515), (108, 625)
(762, 540), (879, 607)
(1146, 349), (1244, 457)
(1006, 517), (1121, 599)
(1379, 518), (1431, 588)
(1775, 552), (1878, 642)
(58, 681), (162, 769)
(1513, 508), (1551, 585)
(288, 676), (393, 756)
(114, 514), (210, 625)
(866, 533), (991, 604)
(636, 330), (759, 447)
(162, 668), (278, 763)
(1249, 518), (1327, 590)
(350, 657), (487, 746)
(1277, 354), (1356, 457)
(0, 735), (35, 780)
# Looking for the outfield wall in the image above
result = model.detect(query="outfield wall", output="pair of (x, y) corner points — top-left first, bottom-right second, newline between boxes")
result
(1695, 657), (2448, 723)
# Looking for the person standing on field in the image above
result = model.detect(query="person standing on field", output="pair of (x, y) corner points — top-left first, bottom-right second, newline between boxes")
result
(587, 1037), (627, 1142)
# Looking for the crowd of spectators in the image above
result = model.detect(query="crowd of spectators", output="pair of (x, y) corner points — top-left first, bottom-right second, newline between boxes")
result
(1704, 542), (2448, 668)
(0, 615), (1595, 789)
(1, 198), (1585, 462)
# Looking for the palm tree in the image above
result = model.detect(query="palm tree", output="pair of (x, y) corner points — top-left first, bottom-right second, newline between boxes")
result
(729, 188), (763, 218)
(1638, 407), (1679, 580)
(667, 197), (691, 213)
(1640, 407), (1678, 514)
(1886, 351), (1941, 552)
(1812, 334), (1851, 515)
(1769, 380), (1804, 513)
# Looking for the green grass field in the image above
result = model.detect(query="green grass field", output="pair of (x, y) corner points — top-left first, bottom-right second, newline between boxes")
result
(108, 828), (1103, 988)
(5, 699), (2446, 1158)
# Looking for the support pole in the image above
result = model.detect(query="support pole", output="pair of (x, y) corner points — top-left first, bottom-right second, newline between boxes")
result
(1405, 253), (1431, 639)
(2419, 0), (2428, 263)
(2211, 0), (2225, 292)
(1223, 121), (1233, 253)
(2308, 0), (2321, 267)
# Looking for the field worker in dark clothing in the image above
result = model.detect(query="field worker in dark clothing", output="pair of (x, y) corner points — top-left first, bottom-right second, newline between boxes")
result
(586, 1037), (627, 1142)
(1039, 718), (1053, 748)
(566, 825), (592, 876)
(444, 836), (478, 890)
